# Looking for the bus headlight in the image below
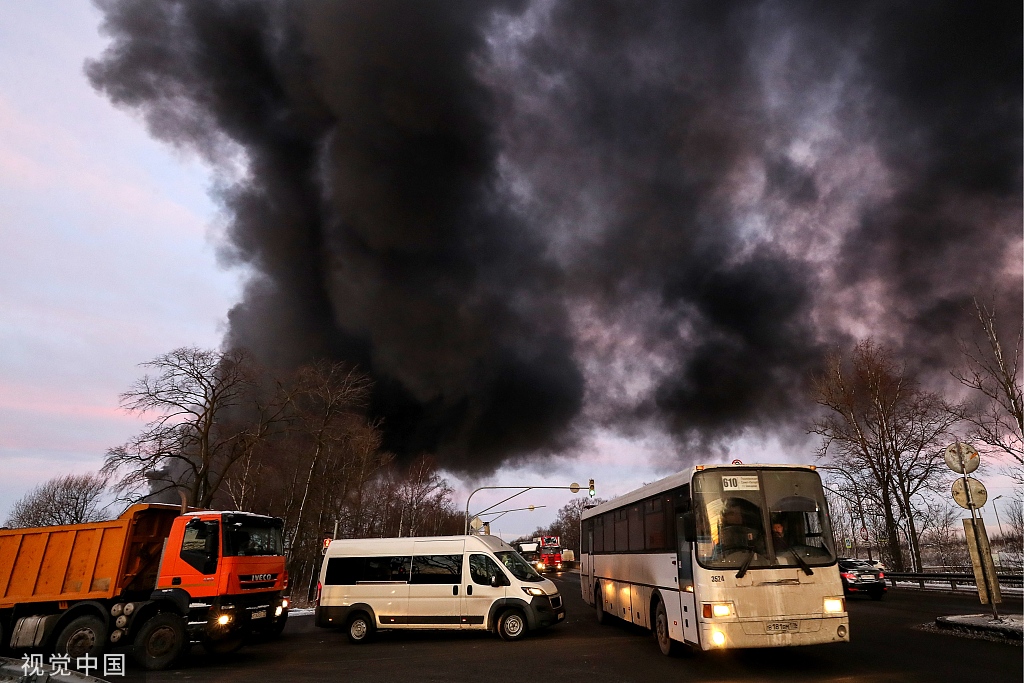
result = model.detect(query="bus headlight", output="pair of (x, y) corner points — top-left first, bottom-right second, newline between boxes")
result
(711, 629), (726, 646)
(823, 597), (845, 614)
(702, 602), (734, 618)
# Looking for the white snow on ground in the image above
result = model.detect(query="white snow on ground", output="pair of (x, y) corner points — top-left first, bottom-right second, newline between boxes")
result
(289, 608), (315, 617)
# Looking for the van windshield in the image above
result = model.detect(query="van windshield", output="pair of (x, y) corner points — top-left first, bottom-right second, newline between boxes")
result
(494, 551), (544, 582)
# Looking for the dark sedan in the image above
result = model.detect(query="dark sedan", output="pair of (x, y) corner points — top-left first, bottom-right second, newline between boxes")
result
(839, 559), (887, 599)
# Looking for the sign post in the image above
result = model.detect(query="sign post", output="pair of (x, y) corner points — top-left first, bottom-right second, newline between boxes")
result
(945, 441), (1000, 619)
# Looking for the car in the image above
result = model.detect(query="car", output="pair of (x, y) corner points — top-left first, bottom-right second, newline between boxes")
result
(838, 559), (887, 600)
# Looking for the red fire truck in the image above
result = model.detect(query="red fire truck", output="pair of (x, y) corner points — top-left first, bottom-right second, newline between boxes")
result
(534, 536), (563, 572)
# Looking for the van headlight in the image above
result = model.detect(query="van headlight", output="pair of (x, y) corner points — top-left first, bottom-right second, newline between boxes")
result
(823, 597), (845, 613)
(522, 587), (545, 597)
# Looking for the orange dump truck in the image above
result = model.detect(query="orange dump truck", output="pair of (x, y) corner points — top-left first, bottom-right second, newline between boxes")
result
(0, 503), (289, 670)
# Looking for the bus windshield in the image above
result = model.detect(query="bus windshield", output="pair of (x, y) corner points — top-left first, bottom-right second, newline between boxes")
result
(693, 468), (836, 571)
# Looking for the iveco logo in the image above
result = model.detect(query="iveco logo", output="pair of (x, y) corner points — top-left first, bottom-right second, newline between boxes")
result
(246, 574), (274, 581)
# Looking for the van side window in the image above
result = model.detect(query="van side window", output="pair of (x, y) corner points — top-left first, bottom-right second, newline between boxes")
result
(180, 519), (219, 574)
(410, 555), (463, 584)
(325, 556), (411, 584)
(468, 554), (505, 585)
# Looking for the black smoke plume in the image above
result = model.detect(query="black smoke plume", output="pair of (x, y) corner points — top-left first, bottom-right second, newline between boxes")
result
(87, 0), (1022, 473)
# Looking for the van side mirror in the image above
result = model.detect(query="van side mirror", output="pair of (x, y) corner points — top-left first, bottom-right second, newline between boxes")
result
(680, 512), (696, 543)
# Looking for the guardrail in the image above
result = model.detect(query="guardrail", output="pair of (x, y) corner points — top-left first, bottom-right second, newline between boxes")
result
(884, 572), (1024, 591)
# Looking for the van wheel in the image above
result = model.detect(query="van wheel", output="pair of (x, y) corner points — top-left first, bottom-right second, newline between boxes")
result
(497, 609), (527, 641)
(653, 600), (678, 656)
(595, 586), (606, 625)
(55, 615), (106, 659)
(347, 613), (375, 644)
(132, 613), (186, 671)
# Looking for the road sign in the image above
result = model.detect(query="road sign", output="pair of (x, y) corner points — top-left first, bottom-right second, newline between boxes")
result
(469, 516), (483, 531)
(944, 442), (979, 474)
(570, 482), (580, 493)
(322, 537), (332, 555)
(952, 477), (988, 509)
(859, 527), (868, 540)
(844, 538), (853, 549)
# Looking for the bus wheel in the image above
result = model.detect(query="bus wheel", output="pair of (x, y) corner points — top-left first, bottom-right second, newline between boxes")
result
(594, 586), (606, 625)
(133, 613), (187, 671)
(654, 600), (677, 656)
(55, 615), (106, 659)
(497, 609), (527, 641)
(347, 612), (375, 644)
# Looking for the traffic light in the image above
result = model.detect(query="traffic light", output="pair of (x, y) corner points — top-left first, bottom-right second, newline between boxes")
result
(588, 479), (595, 498)
(322, 537), (332, 555)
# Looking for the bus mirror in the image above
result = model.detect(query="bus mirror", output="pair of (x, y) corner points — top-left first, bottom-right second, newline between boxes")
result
(680, 512), (697, 543)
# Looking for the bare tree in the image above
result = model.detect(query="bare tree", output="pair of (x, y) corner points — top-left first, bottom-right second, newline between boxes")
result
(4, 473), (108, 528)
(103, 347), (292, 507)
(811, 339), (960, 571)
(285, 361), (373, 548)
(952, 299), (1023, 481)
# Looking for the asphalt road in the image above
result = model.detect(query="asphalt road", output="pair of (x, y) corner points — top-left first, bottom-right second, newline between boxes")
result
(127, 574), (1022, 683)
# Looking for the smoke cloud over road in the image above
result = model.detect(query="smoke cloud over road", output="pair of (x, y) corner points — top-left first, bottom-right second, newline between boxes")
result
(87, 0), (1022, 473)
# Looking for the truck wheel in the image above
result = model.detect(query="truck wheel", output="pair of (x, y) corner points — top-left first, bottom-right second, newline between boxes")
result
(271, 611), (288, 638)
(203, 633), (244, 655)
(347, 612), (375, 644)
(132, 613), (186, 671)
(653, 600), (678, 656)
(497, 609), (527, 641)
(54, 615), (106, 659)
(595, 586), (606, 625)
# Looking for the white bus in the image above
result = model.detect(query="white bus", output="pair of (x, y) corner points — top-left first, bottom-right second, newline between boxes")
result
(580, 464), (849, 653)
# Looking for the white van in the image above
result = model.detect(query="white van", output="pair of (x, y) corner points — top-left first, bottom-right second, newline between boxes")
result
(314, 535), (565, 642)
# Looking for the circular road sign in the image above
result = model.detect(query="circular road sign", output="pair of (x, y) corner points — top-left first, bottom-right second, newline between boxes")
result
(944, 442), (979, 474)
(859, 527), (868, 540)
(569, 482), (580, 494)
(951, 477), (988, 510)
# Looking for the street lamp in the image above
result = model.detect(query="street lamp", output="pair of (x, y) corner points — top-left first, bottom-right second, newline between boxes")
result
(992, 495), (1004, 538)
(464, 483), (586, 534)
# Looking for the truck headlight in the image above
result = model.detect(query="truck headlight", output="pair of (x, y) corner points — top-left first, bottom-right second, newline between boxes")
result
(823, 597), (845, 613)
(522, 586), (545, 597)
(275, 606), (283, 617)
(217, 614), (232, 625)
(281, 598), (289, 609)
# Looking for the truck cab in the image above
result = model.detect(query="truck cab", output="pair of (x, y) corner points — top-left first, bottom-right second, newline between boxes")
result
(156, 512), (289, 648)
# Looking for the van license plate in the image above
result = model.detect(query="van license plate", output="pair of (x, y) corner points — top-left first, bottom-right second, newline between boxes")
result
(765, 621), (798, 632)
(251, 610), (267, 620)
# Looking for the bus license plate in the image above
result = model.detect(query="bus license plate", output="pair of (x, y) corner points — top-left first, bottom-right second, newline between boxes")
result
(252, 610), (267, 620)
(765, 621), (798, 632)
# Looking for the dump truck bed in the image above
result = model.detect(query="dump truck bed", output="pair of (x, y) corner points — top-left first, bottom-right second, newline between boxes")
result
(0, 504), (180, 608)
